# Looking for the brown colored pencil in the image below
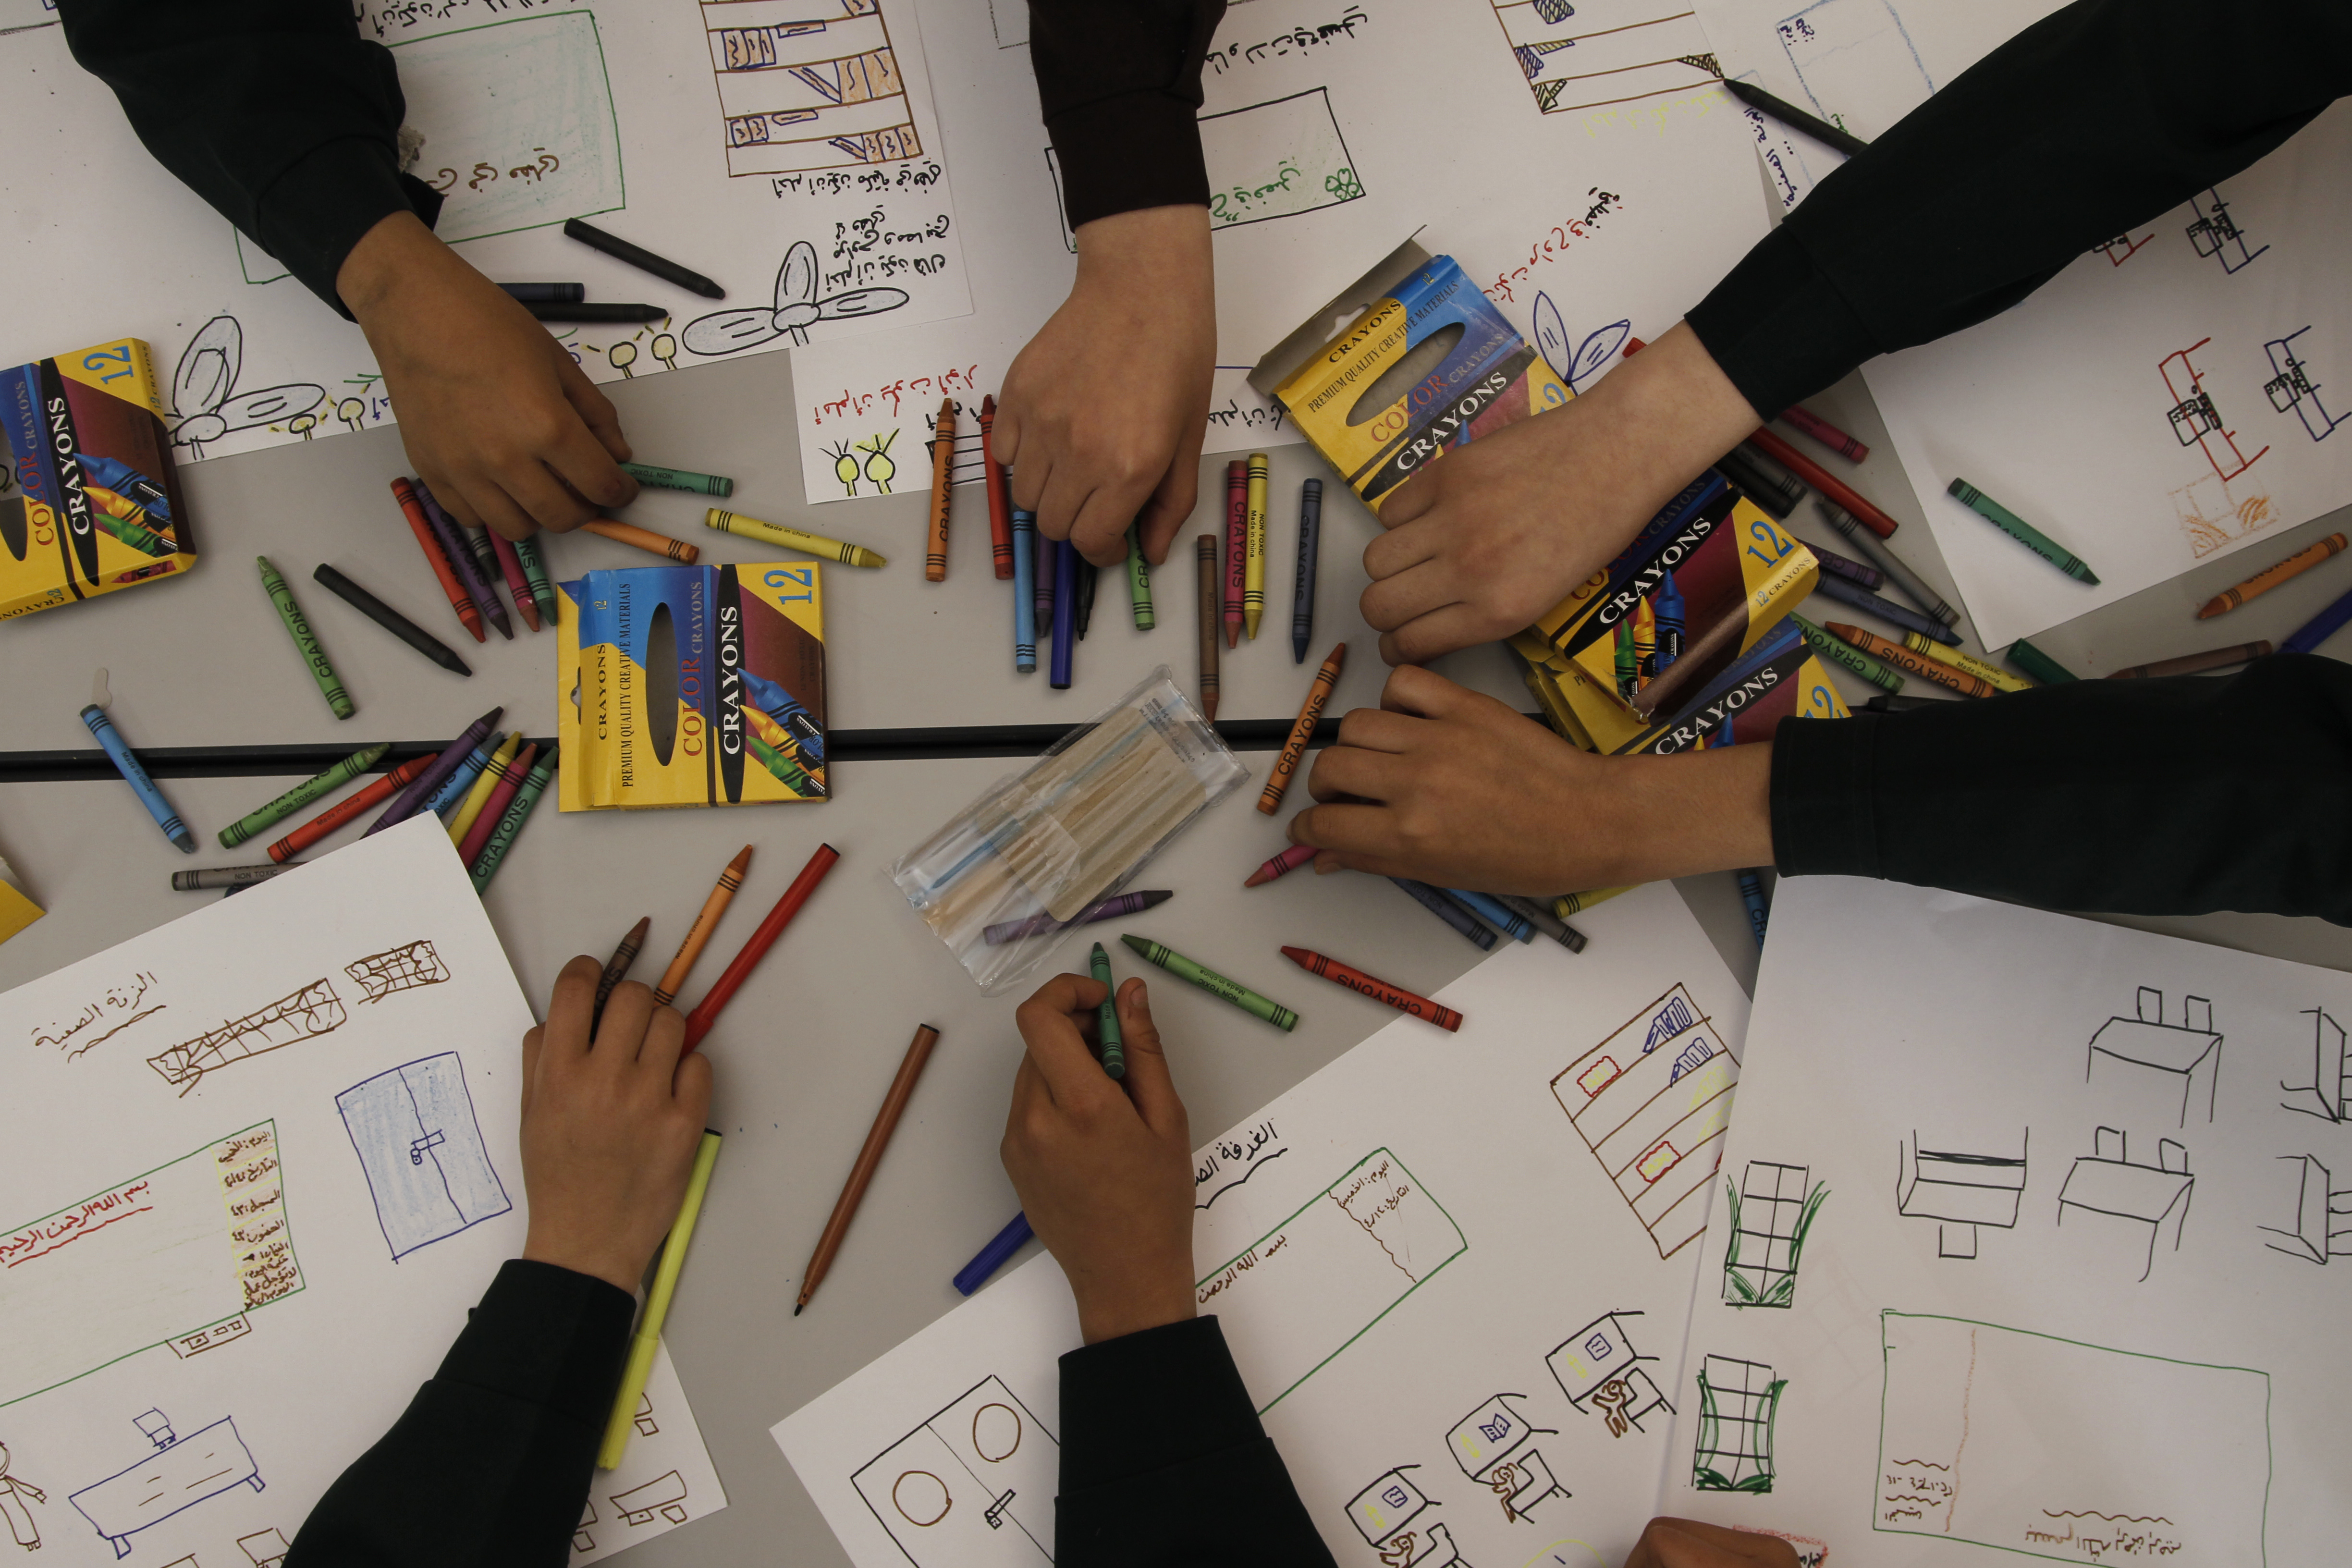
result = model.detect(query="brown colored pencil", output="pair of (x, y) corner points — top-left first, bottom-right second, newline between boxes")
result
(592, 915), (651, 1028)
(582, 518), (700, 563)
(2108, 640), (2272, 680)
(795, 1024), (942, 1314)
(2197, 534), (2347, 618)
(1630, 604), (1748, 716)
(926, 397), (955, 583)
(652, 845), (753, 1006)
(1195, 534), (1221, 720)
(1260, 643), (1345, 813)
(1824, 621), (1997, 697)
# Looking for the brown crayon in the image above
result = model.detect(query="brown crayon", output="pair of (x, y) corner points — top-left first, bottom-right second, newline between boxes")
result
(265, 754), (431, 862)
(1824, 621), (1996, 697)
(2197, 533), (2347, 618)
(653, 845), (753, 1005)
(2108, 640), (2272, 680)
(582, 519), (700, 563)
(1195, 534), (1221, 721)
(595, 915), (651, 1026)
(1259, 643), (1345, 813)
(1281, 946), (1461, 1031)
(927, 397), (955, 582)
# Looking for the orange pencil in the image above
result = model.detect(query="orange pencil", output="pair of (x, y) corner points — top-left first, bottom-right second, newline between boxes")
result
(2197, 533), (2347, 618)
(979, 394), (1014, 579)
(391, 478), (483, 642)
(1259, 643), (1345, 813)
(926, 397), (956, 582)
(1824, 621), (1997, 697)
(265, 754), (431, 862)
(582, 519), (700, 563)
(653, 845), (753, 1006)
(795, 1024), (942, 1314)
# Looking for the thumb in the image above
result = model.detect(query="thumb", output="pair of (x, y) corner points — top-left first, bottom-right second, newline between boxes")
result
(1113, 979), (1185, 1137)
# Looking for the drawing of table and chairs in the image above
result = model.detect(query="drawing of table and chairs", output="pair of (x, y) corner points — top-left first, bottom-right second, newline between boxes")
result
(2056, 1127), (2194, 1281)
(2086, 987), (2222, 1127)
(68, 1409), (261, 1558)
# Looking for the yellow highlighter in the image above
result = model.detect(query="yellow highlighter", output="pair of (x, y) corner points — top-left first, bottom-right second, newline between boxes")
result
(599, 1130), (722, 1470)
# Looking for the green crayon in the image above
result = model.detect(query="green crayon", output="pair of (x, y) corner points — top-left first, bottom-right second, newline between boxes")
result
(748, 733), (826, 797)
(258, 556), (355, 718)
(95, 509), (177, 557)
(511, 534), (559, 626)
(1126, 525), (1154, 631)
(219, 741), (389, 848)
(2006, 636), (2079, 685)
(469, 747), (556, 894)
(1789, 612), (1903, 693)
(1120, 934), (1298, 1031)
(1090, 942), (1126, 1078)
(622, 462), (734, 497)
(1946, 478), (2100, 584)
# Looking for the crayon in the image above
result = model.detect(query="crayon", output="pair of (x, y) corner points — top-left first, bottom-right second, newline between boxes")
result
(1292, 478), (1322, 663)
(2108, 640), (2272, 680)
(498, 282), (586, 303)
(1811, 573), (1961, 645)
(706, 507), (885, 567)
(1824, 622), (1995, 697)
(1195, 534), (1221, 720)
(653, 845), (754, 1006)
(1259, 643), (1344, 813)
(2285, 579), (2352, 654)
(979, 394), (1015, 579)
(1808, 541), (1882, 589)
(257, 557), (354, 718)
(1947, 478), (2099, 583)
(1721, 76), (1870, 156)
(368, 706), (502, 835)
(796, 1024), (943, 1314)
(1075, 554), (1098, 638)
(415, 481), (513, 638)
(1716, 446), (1801, 518)
(469, 746), (555, 894)
(1127, 524), (1154, 630)
(1120, 934), (1298, 1030)
(1493, 893), (1588, 953)
(1224, 461), (1246, 648)
(87, 484), (172, 539)
(419, 739), (495, 820)
(564, 219), (724, 297)
(1035, 529), (1054, 632)
(1390, 878), (1496, 950)
(1553, 886), (1630, 917)
(595, 1130), (720, 1470)
(1738, 869), (1770, 948)
(1245, 843), (1316, 888)
(447, 732), (523, 845)
(1811, 500), (1957, 625)
(2199, 533), (2347, 618)
(511, 534), (559, 627)
(1898, 633), (2033, 692)
(219, 741), (390, 849)
(1011, 509), (1038, 673)
(1050, 537), (1077, 689)
(582, 519), (699, 563)
(594, 915), (652, 1026)
(982, 890), (1171, 944)
(953, 1212), (1034, 1296)
(81, 699), (195, 853)
(1777, 403), (1869, 462)
(622, 462), (734, 497)
(78, 454), (172, 519)
(1446, 887), (1534, 943)
(741, 669), (826, 763)
(1244, 453), (1269, 641)
(91, 507), (176, 556)
(925, 398), (955, 582)
(1630, 603), (1748, 716)
(464, 528), (506, 625)
(527, 302), (665, 324)
(2006, 637), (2078, 685)
(459, 741), (538, 869)
(173, 862), (302, 891)
(490, 531), (540, 631)
(1282, 947), (1462, 1031)
(1789, 611), (1903, 693)
(1747, 429), (1901, 538)
(268, 754), (430, 861)
(681, 843), (842, 1052)
(1091, 943), (1125, 1079)
(749, 732), (826, 796)
(313, 564), (471, 675)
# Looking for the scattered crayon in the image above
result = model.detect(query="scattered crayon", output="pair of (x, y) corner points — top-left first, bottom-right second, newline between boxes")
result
(979, 394), (1015, 579)
(623, 462), (734, 497)
(654, 845), (754, 1005)
(1012, 509), (1038, 674)
(1493, 893), (1587, 954)
(414, 481), (513, 638)
(268, 754), (429, 861)
(1390, 878), (1496, 950)
(1035, 529), (1054, 633)
(953, 1211), (1034, 1296)
(2285, 576), (2352, 654)
(511, 534), (559, 627)
(1195, 534), (1221, 720)
(705, 508), (885, 567)
(1947, 478), (2099, 583)
(1790, 612), (1903, 693)
(1292, 478), (1322, 664)
(926, 398), (956, 582)
(1121, 934), (1298, 1030)
(1244, 452), (1269, 642)
(1224, 461), (1246, 649)
(257, 557), (354, 718)
(447, 732), (522, 845)
(1446, 887), (1534, 943)
(982, 890), (1172, 945)
(173, 862), (304, 891)
(1747, 428), (1900, 538)
(1717, 446), (1801, 518)
(1075, 554), (1098, 638)
(582, 519), (699, 563)
(1554, 886), (1631, 917)
(527, 302), (664, 324)
(2006, 637), (2078, 685)
(2108, 640), (2272, 680)
(1778, 403), (1869, 462)
(563, 219), (724, 297)
(1090, 943), (1125, 1079)
(1808, 541), (1882, 589)
(1898, 633), (2032, 693)
(1720, 75), (1871, 156)
(490, 531), (541, 631)
(1127, 525), (1154, 630)
(419, 739), (495, 820)
(1050, 537), (1077, 689)
(464, 528), (505, 623)
(469, 745), (555, 894)
(219, 741), (390, 849)
(2199, 533), (2347, 618)
(459, 741), (538, 868)
(594, 915), (652, 1025)
(682, 843), (842, 1052)
(1825, 622), (1995, 697)
(1260, 643), (1344, 814)
(1812, 573), (1961, 645)
(1282, 947), (1462, 1031)
(1738, 870), (1770, 947)
(497, 282), (586, 303)
(368, 707), (502, 835)
(1245, 844), (1316, 888)
(81, 690), (194, 853)
(796, 1024), (943, 1315)
(1812, 501), (1957, 625)
(314, 564), (471, 675)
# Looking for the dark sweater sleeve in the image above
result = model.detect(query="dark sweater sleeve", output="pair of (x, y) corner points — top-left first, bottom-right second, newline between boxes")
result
(1057, 1316), (1335, 1567)
(59, 0), (444, 316)
(284, 1260), (634, 1568)
(1689, 0), (2352, 416)
(1029, 0), (1225, 230)
(1771, 655), (2352, 924)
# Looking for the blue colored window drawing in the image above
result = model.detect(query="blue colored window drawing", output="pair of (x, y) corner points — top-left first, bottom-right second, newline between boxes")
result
(336, 1053), (511, 1261)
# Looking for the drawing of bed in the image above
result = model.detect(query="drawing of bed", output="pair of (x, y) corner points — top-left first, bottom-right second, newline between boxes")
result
(69, 1409), (261, 1558)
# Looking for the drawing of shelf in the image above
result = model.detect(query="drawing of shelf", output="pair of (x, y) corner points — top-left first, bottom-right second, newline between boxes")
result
(2087, 987), (2222, 1127)
(1488, 0), (1721, 117)
(2260, 1153), (2352, 1263)
(147, 978), (343, 1093)
(1551, 984), (1740, 1260)
(336, 1054), (512, 1261)
(703, 0), (923, 176)
(2279, 1005), (2349, 1121)
(1876, 1312), (2268, 1565)
(69, 1409), (262, 1559)
(1723, 1159), (1828, 1301)
(343, 939), (449, 1003)
(1196, 1149), (1466, 1412)
(1775, 0), (1934, 141)
(1547, 1309), (1672, 1436)
(2055, 1127), (2193, 1283)
(1690, 1354), (1782, 1493)
(2184, 186), (2267, 274)
(2161, 341), (2269, 485)
(851, 1376), (1055, 1567)
(1895, 1130), (2024, 1260)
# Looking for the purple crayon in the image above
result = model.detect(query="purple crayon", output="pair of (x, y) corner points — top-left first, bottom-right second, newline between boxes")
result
(414, 481), (513, 639)
(983, 890), (1172, 945)
(366, 707), (503, 835)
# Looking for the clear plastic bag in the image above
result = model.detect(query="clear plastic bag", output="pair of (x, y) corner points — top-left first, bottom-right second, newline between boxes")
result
(892, 667), (1249, 993)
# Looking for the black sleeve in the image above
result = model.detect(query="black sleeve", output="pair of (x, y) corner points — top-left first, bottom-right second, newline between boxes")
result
(1056, 1315), (1335, 1567)
(1029, 0), (1225, 230)
(58, 0), (444, 317)
(1688, 0), (2352, 416)
(1770, 655), (2352, 924)
(283, 1260), (634, 1568)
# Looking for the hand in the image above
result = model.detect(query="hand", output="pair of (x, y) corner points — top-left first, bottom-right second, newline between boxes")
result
(995, 206), (1216, 568)
(1289, 665), (1773, 894)
(1364, 322), (1760, 665)
(518, 955), (713, 1294)
(338, 212), (639, 539)
(1623, 1518), (1801, 1568)
(1000, 971), (1195, 1344)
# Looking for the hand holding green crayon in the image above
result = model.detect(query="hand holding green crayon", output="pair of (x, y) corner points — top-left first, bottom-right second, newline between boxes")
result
(1090, 942), (1125, 1079)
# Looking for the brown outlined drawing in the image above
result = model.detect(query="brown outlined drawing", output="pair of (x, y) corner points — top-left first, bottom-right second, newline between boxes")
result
(148, 980), (344, 1094)
(704, 0), (922, 177)
(343, 940), (449, 1003)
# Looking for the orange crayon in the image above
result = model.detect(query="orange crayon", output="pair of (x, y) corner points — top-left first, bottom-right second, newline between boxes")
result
(1281, 946), (1461, 1031)
(582, 519), (699, 563)
(653, 845), (753, 1006)
(927, 397), (956, 582)
(979, 394), (1014, 579)
(1824, 621), (1996, 697)
(2197, 533), (2347, 618)
(1259, 643), (1345, 813)
(265, 754), (431, 862)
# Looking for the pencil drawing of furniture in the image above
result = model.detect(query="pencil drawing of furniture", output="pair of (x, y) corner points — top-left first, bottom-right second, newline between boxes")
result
(2086, 987), (2221, 1126)
(1895, 1131), (2026, 1259)
(68, 1409), (262, 1557)
(2260, 1154), (2352, 1263)
(2056, 1127), (2193, 1281)
(2279, 1006), (2349, 1122)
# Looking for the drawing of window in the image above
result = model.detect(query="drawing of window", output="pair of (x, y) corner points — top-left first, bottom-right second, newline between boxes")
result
(2160, 342), (2269, 486)
(2259, 1153), (2352, 1264)
(1895, 1131), (2025, 1260)
(2056, 1127), (2193, 1282)
(1690, 1355), (1782, 1493)
(69, 1409), (262, 1558)
(343, 940), (450, 1002)
(2183, 186), (2267, 273)
(336, 1054), (513, 1261)
(1196, 88), (1365, 231)
(1487, 0), (1721, 117)
(1445, 1394), (1564, 1523)
(1547, 1310), (1672, 1436)
(609, 1470), (689, 1528)
(704, 0), (923, 177)
(2280, 1005), (2349, 1121)
(1775, 0), (1933, 140)
(851, 1377), (1056, 1566)
(147, 978), (343, 1093)
(2086, 987), (2222, 1127)
(1722, 1160), (1828, 1302)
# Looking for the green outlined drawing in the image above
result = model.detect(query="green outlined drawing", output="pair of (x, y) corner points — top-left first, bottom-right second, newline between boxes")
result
(1721, 1162), (1828, 1308)
(1691, 1354), (1784, 1492)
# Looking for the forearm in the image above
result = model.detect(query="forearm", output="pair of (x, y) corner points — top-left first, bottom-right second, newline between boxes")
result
(1030, 0), (1225, 227)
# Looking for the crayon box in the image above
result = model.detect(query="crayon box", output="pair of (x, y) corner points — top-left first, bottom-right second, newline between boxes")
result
(1522, 617), (1851, 757)
(557, 561), (828, 811)
(1, 338), (195, 620)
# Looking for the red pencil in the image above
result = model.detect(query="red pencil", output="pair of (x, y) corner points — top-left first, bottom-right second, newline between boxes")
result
(682, 843), (842, 1052)
(1223, 461), (1246, 649)
(265, 754), (431, 862)
(979, 394), (1015, 580)
(490, 531), (541, 632)
(458, 742), (536, 867)
(391, 478), (484, 642)
(1281, 946), (1462, 1031)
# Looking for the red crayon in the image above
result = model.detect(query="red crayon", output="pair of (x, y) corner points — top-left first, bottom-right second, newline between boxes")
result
(682, 843), (842, 1052)
(1245, 843), (1317, 888)
(1224, 461), (1246, 649)
(490, 531), (541, 632)
(1776, 404), (1869, 463)
(458, 741), (536, 867)
(265, 754), (431, 862)
(979, 393), (1015, 580)
(391, 478), (484, 642)
(1281, 946), (1462, 1031)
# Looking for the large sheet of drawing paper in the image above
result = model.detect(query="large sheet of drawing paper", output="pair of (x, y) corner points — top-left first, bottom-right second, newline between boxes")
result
(0, 818), (723, 1565)
(1661, 878), (2352, 1567)
(0, 0), (970, 463)
(774, 881), (1751, 1568)
(786, 0), (1773, 505)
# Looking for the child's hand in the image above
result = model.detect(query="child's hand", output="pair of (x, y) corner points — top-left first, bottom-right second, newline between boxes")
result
(1623, 1518), (1801, 1568)
(518, 955), (712, 1294)
(1000, 971), (1196, 1344)
(995, 205), (1215, 570)
(338, 212), (640, 540)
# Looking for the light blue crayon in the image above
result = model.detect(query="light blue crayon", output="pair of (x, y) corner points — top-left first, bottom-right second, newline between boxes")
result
(423, 739), (495, 818)
(1446, 887), (1535, 943)
(1012, 509), (1037, 674)
(81, 703), (196, 852)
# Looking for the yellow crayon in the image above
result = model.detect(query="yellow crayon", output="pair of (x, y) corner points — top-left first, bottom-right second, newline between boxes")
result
(1244, 452), (1269, 640)
(448, 732), (522, 845)
(1897, 633), (2033, 693)
(704, 507), (886, 568)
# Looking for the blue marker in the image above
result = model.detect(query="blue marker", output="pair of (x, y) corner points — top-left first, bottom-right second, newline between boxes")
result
(1738, 870), (1770, 948)
(740, 669), (826, 764)
(421, 739), (495, 818)
(82, 700), (195, 852)
(953, 1211), (1034, 1296)
(1446, 887), (1535, 943)
(1011, 508), (1037, 674)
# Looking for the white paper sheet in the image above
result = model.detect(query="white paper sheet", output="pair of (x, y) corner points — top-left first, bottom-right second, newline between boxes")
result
(1660, 878), (2352, 1566)
(774, 881), (1750, 1567)
(0, 0), (969, 462)
(0, 817), (723, 1565)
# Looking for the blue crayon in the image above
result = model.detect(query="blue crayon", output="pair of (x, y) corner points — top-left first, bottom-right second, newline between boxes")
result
(422, 738), (495, 818)
(1811, 574), (1960, 646)
(1035, 530), (1054, 634)
(1738, 869), (1770, 948)
(953, 1211), (1034, 1296)
(740, 669), (826, 764)
(1050, 535), (1078, 689)
(1390, 878), (1496, 950)
(81, 702), (196, 852)
(2284, 581), (2352, 656)
(1012, 508), (1038, 673)
(1291, 478), (1322, 664)
(1654, 572), (1686, 670)
(1446, 886), (1535, 943)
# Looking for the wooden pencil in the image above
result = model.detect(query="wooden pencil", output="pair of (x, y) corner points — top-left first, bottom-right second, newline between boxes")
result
(795, 1025), (942, 1314)
(652, 845), (752, 1006)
